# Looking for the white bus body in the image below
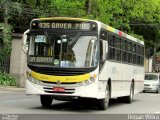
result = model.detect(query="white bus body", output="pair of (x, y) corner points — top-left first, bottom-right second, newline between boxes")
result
(23, 17), (144, 110)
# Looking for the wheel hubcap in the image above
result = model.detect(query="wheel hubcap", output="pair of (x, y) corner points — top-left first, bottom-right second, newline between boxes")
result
(105, 86), (109, 103)
(131, 89), (133, 100)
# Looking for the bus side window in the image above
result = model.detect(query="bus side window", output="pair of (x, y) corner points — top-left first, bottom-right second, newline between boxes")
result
(100, 40), (103, 61)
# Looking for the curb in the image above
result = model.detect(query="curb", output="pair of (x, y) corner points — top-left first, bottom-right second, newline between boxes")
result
(0, 86), (25, 92)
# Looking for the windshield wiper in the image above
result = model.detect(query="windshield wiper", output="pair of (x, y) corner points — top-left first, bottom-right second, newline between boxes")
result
(44, 31), (52, 46)
(68, 32), (81, 50)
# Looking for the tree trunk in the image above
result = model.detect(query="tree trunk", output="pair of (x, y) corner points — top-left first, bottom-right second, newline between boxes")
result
(87, 0), (92, 14)
(4, 6), (8, 25)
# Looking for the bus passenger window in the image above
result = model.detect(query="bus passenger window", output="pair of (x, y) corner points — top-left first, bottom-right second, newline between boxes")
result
(100, 40), (103, 61)
(121, 39), (125, 50)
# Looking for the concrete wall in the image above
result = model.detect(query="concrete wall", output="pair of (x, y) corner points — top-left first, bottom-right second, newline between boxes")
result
(10, 34), (26, 87)
(144, 58), (153, 72)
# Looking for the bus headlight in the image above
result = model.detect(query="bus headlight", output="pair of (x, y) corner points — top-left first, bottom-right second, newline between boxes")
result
(77, 74), (97, 86)
(84, 80), (90, 85)
(26, 71), (42, 85)
(90, 76), (95, 82)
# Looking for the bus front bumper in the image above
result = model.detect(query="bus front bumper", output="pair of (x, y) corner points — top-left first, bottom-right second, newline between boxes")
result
(25, 79), (105, 99)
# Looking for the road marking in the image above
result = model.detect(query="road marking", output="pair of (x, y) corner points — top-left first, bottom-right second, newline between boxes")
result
(155, 111), (160, 114)
(149, 94), (160, 97)
(0, 91), (14, 93)
(1, 98), (37, 103)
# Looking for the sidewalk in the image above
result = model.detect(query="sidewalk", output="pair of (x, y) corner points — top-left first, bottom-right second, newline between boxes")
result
(0, 86), (25, 92)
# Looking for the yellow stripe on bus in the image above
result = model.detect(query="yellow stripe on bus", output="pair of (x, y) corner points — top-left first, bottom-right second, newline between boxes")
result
(39, 17), (88, 21)
(31, 71), (90, 83)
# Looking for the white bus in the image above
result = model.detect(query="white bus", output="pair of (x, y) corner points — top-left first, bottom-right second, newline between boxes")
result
(23, 17), (145, 110)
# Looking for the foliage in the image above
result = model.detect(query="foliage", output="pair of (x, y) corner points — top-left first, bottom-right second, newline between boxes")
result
(0, 23), (12, 62)
(0, 72), (16, 86)
(49, 0), (86, 17)
(121, 0), (160, 49)
(1, 0), (160, 51)
(129, 32), (144, 41)
(0, 23), (12, 43)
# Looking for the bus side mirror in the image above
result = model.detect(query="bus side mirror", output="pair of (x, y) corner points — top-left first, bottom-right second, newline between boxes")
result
(22, 29), (29, 54)
(102, 41), (108, 61)
(104, 41), (108, 54)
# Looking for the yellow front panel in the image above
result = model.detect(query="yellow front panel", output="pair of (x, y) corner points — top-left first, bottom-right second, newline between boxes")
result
(31, 71), (90, 83)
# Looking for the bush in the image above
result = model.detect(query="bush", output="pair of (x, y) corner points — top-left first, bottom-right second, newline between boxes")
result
(0, 23), (12, 63)
(0, 72), (16, 86)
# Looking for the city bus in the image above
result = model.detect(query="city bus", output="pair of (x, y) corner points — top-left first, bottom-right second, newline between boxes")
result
(22, 17), (145, 110)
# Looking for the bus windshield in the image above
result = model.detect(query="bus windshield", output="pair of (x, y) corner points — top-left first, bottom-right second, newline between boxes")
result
(28, 33), (98, 68)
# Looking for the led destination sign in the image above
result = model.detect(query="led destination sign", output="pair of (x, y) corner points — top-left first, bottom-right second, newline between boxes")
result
(29, 56), (53, 64)
(31, 21), (97, 31)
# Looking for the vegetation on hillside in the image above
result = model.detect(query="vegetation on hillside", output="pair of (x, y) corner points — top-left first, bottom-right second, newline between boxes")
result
(0, 72), (16, 86)
(0, 0), (160, 85)
(0, 0), (160, 50)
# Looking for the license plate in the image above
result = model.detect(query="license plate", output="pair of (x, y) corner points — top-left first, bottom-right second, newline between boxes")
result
(53, 87), (65, 92)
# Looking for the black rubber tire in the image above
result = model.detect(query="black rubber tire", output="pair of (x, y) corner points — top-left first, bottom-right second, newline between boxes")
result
(97, 84), (110, 110)
(40, 95), (52, 108)
(123, 82), (134, 103)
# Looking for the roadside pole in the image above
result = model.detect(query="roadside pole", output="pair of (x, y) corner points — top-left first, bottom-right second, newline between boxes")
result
(148, 57), (153, 72)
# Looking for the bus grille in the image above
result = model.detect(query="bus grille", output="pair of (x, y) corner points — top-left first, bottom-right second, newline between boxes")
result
(43, 87), (75, 94)
(41, 81), (77, 85)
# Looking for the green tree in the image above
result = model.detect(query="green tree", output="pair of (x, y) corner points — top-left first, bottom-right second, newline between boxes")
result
(49, 0), (85, 17)
(119, 0), (160, 50)
(0, 23), (12, 63)
(1, 0), (160, 52)
(0, 0), (19, 65)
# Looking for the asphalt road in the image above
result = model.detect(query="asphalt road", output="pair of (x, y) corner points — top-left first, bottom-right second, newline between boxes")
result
(0, 89), (160, 114)
(0, 89), (160, 120)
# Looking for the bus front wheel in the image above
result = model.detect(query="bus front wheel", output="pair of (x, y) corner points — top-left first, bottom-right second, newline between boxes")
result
(40, 95), (52, 108)
(97, 84), (110, 110)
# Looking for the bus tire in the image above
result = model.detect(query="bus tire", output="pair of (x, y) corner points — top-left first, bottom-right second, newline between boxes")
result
(97, 84), (110, 110)
(124, 82), (134, 103)
(40, 95), (52, 108)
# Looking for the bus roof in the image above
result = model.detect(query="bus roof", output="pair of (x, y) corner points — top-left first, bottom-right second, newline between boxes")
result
(100, 22), (144, 45)
(35, 17), (89, 22)
(106, 25), (144, 45)
(32, 17), (144, 45)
